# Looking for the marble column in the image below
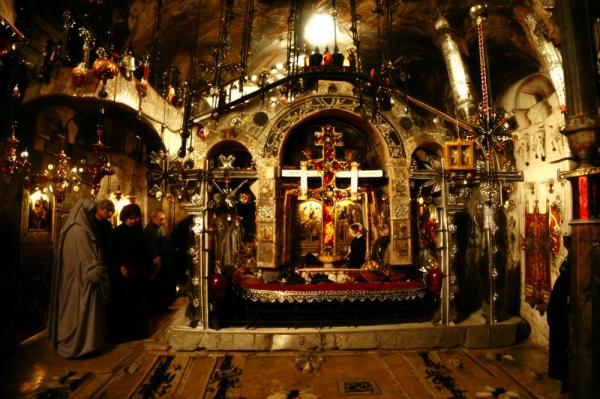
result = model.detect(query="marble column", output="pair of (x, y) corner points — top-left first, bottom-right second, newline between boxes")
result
(434, 15), (477, 121)
(521, 13), (566, 108)
(556, 0), (600, 397)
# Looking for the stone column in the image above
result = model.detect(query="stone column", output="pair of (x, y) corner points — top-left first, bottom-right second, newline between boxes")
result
(182, 180), (209, 329)
(521, 13), (566, 108)
(435, 15), (477, 121)
(556, 0), (600, 397)
(256, 157), (278, 268)
(387, 158), (412, 265)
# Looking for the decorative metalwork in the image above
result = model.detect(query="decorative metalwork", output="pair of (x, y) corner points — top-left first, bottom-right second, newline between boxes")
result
(1, 86), (29, 182)
(147, 149), (183, 200)
(237, 283), (426, 303)
(86, 121), (114, 198)
(261, 94), (405, 158)
(24, 135), (82, 212)
(2, 121), (29, 182)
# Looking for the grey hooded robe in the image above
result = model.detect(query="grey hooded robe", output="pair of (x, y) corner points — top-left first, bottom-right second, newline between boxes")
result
(48, 199), (110, 358)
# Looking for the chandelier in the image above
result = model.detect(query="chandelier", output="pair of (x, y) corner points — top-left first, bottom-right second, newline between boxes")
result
(1, 86), (29, 182)
(24, 135), (82, 212)
(2, 121), (30, 183)
(86, 122), (114, 198)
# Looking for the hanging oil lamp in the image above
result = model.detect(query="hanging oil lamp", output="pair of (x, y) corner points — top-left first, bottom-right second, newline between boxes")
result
(92, 47), (119, 98)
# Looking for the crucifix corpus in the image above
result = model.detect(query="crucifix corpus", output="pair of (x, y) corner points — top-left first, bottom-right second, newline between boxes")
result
(281, 124), (382, 262)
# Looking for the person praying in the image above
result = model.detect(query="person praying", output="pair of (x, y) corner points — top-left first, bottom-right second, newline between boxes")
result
(108, 203), (152, 343)
(144, 208), (176, 314)
(347, 223), (366, 268)
(48, 199), (115, 358)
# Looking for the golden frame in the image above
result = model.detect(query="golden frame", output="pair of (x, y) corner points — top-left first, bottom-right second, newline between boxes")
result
(444, 139), (474, 170)
(21, 190), (56, 242)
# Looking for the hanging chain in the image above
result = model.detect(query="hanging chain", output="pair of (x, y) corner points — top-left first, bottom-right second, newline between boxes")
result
(476, 18), (489, 119)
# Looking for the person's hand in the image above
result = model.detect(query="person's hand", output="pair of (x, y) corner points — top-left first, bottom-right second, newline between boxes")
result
(120, 265), (129, 278)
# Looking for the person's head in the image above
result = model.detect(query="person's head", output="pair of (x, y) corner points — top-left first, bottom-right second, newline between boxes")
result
(150, 209), (166, 227)
(120, 203), (142, 227)
(95, 199), (115, 222)
(350, 222), (363, 237)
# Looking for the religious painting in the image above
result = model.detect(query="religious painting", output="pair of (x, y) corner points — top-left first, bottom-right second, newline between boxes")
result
(444, 139), (474, 170)
(524, 204), (551, 312)
(549, 202), (561, 265)
(257, 242), (274, 265)
(294, 200), (322, 256)
(393, 219), (410, 239)
(258, 222), (274, 241)
(335, 200), (364, 250)
(394, 238), (411, 261)
(22, 190), (54, 241)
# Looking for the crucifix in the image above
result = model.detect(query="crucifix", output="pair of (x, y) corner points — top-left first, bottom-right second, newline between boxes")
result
(282, 124), (383, 258)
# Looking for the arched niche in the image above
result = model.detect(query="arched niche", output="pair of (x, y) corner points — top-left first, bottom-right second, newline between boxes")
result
(279, 113), (386, 171)
(277, 112), (390, 266)
(206, 139), (254, 169)
(512, 73), (556, 129)
(205, 139), (257, 272)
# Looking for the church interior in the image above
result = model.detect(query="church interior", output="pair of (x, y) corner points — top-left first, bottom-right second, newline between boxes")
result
(0, 0), (598, 397)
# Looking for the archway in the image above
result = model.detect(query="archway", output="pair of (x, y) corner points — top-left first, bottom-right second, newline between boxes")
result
(278, 112), (389, 266)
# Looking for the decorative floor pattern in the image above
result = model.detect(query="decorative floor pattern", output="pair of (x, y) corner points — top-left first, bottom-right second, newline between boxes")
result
(338, 378), (381, 396)
(0, 301), (564, 398)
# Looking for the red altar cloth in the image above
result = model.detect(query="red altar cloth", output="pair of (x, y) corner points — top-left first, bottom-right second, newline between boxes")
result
(235, 280), (426, 303)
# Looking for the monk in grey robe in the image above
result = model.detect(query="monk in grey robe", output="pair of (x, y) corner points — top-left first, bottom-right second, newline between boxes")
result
(48, 199), (114, 358)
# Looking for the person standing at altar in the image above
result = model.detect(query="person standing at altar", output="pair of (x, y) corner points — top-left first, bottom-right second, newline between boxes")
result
(347, 223), (366, 268)
(547, 236), (571, 394)
(144, 208), (176, 313)
(48, 198), (115, 358)
(108, 203), (151, 343)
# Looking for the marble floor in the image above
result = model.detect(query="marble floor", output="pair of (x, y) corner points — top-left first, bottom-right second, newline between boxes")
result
(0, 299), (564, 398)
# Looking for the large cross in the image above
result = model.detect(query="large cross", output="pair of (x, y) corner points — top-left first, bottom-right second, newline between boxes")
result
(281, 124), (383, 255)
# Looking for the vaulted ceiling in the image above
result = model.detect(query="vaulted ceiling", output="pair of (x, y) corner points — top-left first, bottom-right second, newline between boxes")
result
(8, 0), (578, 117)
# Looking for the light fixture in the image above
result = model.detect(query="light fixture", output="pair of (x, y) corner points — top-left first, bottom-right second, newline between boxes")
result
(86, 115), (114, 198)
(1, 86), (29, 182)
(1, 121), (30, 182)
(25, 135), (82, 212)
(304, 13), (336, 49)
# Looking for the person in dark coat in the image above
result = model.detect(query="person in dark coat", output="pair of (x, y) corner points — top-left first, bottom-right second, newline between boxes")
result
(347, 223), (366, 268)
(547, 236), (570, 394)
(144, 208), (176, 313)
(170, 215), (193, 285)
(108, 203), (151, 343)
(48, 199), (114, 358)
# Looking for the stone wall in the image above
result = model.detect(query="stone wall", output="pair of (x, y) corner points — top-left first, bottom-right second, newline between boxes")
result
(500, 74), (574, 349)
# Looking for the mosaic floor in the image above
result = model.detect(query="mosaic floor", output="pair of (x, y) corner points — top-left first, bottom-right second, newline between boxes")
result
(1, 300), (564, 398)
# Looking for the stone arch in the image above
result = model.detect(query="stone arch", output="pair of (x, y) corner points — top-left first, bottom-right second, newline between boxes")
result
(278, 109), (389, 170)
(260, 94), (406, 160)
(511, 73), (556, 129)
(205, 139), (254, 169)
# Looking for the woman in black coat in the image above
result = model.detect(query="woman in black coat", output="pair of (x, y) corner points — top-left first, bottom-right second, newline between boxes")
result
(108, 203), (152, 343)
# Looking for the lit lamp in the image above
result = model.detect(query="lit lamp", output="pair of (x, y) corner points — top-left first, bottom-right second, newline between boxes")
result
(1, 121), (29, 182)
(86, 124), (114, 198)
(92, 47), (119, 98)
(24, 135), (82, 212)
